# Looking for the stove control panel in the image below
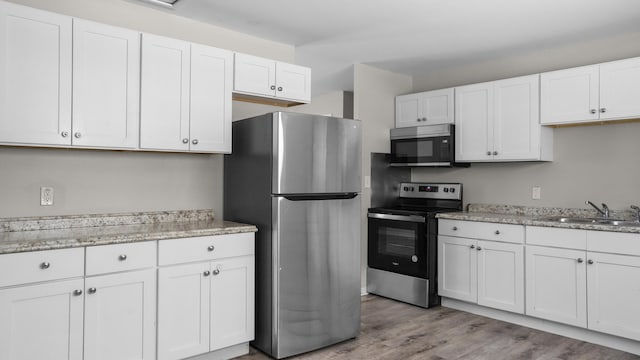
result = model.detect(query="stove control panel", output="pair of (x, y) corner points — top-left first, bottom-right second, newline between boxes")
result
(399, 183), (462, 200)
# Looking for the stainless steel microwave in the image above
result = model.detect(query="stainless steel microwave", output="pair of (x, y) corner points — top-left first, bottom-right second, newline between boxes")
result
(389, 124), (468, 167)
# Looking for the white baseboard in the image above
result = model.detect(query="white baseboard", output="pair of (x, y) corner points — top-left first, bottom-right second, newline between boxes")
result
(442, 298), (640, 356)
(361, 287), (368, 296)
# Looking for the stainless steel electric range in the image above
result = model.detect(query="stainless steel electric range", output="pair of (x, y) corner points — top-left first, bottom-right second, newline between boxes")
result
(367, 182), (463, 308)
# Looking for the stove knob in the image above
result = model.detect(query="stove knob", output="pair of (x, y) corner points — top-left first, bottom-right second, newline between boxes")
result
(443, 188), (449, 193)
(450, 187), (456, 193)
(410, 187), (415, 191)
(403, 187), (409, 191)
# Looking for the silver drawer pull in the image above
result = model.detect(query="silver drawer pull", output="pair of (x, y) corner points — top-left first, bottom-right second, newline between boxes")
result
(88, 287), (97, 294)
(588, 259), (594, 265)
(494, 230), (500, 235)
(203, 270), (211, 277)
(452, 226), (458, 231)
(207, 245), (215, 252)
(477, 246), (482, 251)
(73, 289), (83, 296)
(213, 268), (220, 275)
(577, 258), (584, 263)
(119, 254), (127, 261)
(40, 262), (51, 269)
(470, 245), (475, 249)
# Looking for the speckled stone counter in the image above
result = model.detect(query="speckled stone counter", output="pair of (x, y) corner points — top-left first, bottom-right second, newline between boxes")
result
(436, 203), (640, 234)
(0, 210), (257, 254)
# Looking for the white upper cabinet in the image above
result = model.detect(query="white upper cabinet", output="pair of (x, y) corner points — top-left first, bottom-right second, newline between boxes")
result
(395, 88), (454, 128)
(541, 57), (640, 125)
(0, 1), (72, 146)
(73, 19), (140, 149)
(456, 74), (552, 162)
(234, 53), (311, 104)
(140, 34), (232, 153)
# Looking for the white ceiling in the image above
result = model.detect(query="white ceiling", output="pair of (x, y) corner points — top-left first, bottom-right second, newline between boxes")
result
(140, 0), (640, 94)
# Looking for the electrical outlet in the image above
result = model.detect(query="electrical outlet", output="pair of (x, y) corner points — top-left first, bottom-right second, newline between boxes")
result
(532, 186), (541, 200)
(40, 187), (54, 206)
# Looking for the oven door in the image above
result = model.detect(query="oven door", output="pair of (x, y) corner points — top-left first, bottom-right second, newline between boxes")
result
(390, 135), (452, 166)
(367, 212), (428, 278)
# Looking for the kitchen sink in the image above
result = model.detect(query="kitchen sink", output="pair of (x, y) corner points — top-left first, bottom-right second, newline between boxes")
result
(535, 216), (640, 227)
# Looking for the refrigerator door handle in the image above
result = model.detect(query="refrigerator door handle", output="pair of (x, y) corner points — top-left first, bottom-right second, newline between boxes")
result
(282, 193), (358, 201)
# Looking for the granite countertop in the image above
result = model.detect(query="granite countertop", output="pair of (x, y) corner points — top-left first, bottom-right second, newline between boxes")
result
(0, 210), (257, 255)
(436, 204), (640, 234)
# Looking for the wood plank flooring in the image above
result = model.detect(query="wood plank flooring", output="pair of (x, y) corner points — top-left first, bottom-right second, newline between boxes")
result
(235, 295), (639, 360)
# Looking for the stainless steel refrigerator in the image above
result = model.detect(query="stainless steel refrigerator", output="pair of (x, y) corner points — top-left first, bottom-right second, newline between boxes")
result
(224, 112), (361, 359)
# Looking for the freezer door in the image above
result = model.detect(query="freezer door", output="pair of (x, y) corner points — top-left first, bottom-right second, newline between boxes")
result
(272, 195), (361, 359)
(272, 112), (361, 194)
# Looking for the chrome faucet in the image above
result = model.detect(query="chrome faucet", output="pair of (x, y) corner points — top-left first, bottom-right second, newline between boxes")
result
(586, 200), (610, 218)
(631, 205), (640, 222)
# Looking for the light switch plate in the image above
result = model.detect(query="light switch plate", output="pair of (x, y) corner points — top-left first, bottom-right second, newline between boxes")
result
(364, 176), (371, 189)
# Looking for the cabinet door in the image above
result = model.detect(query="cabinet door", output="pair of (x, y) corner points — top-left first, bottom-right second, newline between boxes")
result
(0, 1), (72, 146)
(599, 57), (640, 121)
(84, 269), (156, 360)
(540, 65), (599, 124)
(210, 256), (255, 351)
(0, 279), (84, 360)
(477, 240), (524, 314)
(455, 82), (493, 161)
(140, 34), (190, 151)
(190, 44), (233, 153)
(438, 235), (477, 302)
(525, 245), (587, 327)
(493, 75), (540, 161)
(157, 263), (210, 360)
(275, 62), (311, 103)
(395, 93), (422, 128)
(421, 88), (454, 125)
(233, 53), (276, 97)
(72, 19), (140, 149)
(587, 252), (640, 341)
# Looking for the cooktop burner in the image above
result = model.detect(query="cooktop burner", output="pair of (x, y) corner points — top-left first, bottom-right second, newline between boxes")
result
(368, 182), (464, 216)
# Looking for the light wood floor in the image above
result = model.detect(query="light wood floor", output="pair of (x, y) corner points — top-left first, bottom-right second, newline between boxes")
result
(235, 295), (639, 360)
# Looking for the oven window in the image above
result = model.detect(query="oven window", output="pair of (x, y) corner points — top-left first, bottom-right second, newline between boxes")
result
(377, 227), (416, 257)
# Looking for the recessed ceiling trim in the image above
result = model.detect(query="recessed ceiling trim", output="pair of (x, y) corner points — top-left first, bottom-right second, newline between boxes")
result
(137, 0), (180, 8)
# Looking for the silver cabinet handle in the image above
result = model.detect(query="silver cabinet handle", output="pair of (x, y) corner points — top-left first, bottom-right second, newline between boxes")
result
(477, 246), (482, 251)
(40, 262), (50, 269)
(452, 226), (458, 231)
(487, 151), (491, 156)
(88, 287), (97, 294)
(494, 230), (500, 235)
(119, 254), (127, 261)
(192, 139), (198, 145)
(203, 270), (211, 277)
(213, 268), (220, 275)
(61, 131), (69, 138)
(423, 117), (427, 122)
(73, 289), (83, 296)
(600, 108), (607, 113)
(74, 132), (81, 139)
(277, 86), (283, 91)
(182, 138), (189, 144)
(588, 259), (594, 265)
(590, 109), (597, 114)
(577, 258), (584, 263)
(470, 245), (475, 249)
(207, 245), (215, 252)
(270, 85), (276, 90)
(493, 151), (498, 155)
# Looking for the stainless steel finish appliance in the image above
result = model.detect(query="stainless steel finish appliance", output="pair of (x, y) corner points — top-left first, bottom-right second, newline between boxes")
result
(224, 112), (362, 359)
(367, 182), (462, 308)
(390, 124), (468, 167)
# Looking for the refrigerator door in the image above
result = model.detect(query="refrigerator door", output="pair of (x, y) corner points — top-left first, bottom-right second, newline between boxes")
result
(272, 195), (361, 359)
(272, 112), (361, 195)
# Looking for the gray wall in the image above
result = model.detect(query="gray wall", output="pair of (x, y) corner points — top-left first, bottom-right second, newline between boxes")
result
(413, 122), (640, 211)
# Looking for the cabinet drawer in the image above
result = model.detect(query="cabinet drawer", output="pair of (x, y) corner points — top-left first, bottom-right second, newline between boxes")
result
(587, 231), (640, 256)
(526, 226), (586, 249)
(158, 232), (254, 266)
(86, 241), (157, 276)
(439, 219), (524, 244)
(0, 248), (84, 288)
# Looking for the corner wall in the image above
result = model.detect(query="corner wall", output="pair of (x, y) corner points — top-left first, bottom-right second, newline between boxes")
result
(353, 64), (413, 290)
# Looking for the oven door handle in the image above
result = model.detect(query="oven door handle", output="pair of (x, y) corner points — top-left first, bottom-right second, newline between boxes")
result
(368, 212), (426, 223)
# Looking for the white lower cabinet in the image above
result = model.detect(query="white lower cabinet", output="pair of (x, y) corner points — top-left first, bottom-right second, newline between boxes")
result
(438, 220), (525, 314)
(84, 269), (157, 360)
(0, 278), (84, 360)
(157, 233), (255, 360)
